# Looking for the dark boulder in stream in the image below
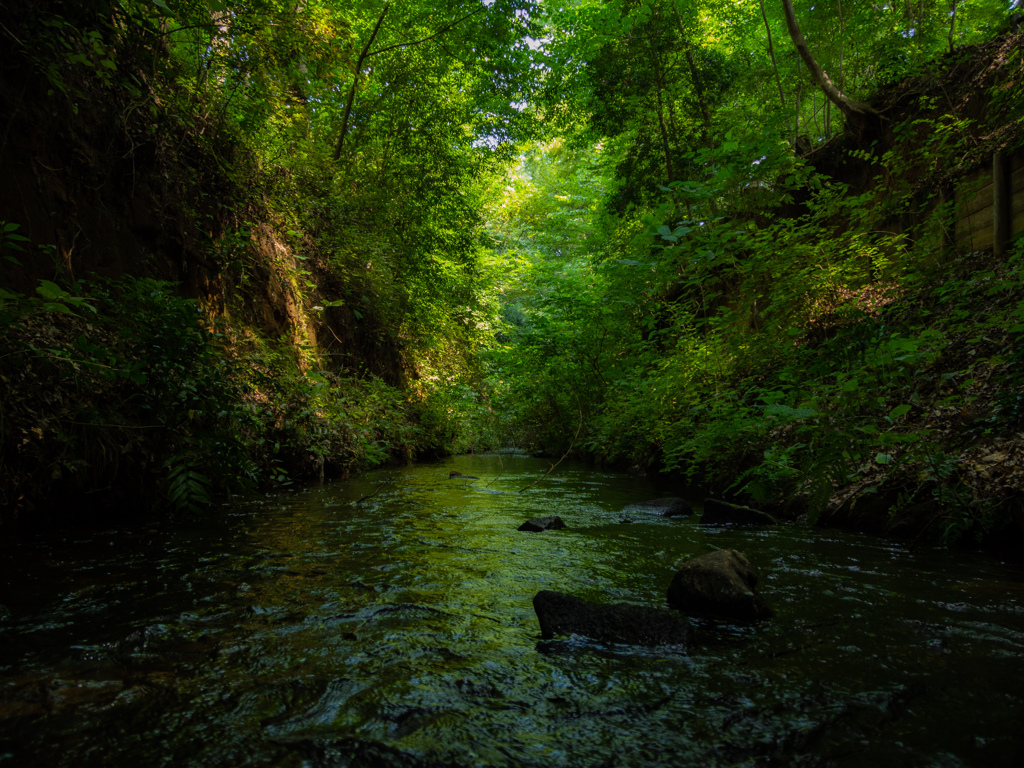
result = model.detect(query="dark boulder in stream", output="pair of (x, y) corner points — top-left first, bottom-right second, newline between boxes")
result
(533, 590), (691, 647)
(626, 497), (692, 517)
(518, 516), (566, 532)
(667, 549), (773, 623)
(700, 499), (777, 526)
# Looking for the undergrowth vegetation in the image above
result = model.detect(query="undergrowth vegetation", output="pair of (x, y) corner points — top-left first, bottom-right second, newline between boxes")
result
(479, 45), (1024, 544)
(0, 269), (424, 526)
(0, 0), (521, 526)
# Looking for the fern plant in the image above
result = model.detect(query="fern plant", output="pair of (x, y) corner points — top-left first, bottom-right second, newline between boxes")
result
(164, 456), (212, 515)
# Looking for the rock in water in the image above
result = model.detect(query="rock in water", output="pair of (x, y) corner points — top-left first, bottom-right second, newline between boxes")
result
(532, 590), (691, 647)
(667, 549), (773, 623)
(700, 499), (776, 526)
(626, 497), (692, 517)
(517, 516), (566, 532)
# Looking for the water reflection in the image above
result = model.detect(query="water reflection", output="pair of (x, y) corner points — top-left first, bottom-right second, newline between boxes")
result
(1, 453), (1023, 766)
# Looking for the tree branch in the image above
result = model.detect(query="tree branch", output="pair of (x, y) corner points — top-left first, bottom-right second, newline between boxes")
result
(333, 4), (390, 161)
(781, 0), (878, 120)
(366, 7), (485, 60)
(518, 394), (584, 493)
(332, 5), (485, 163)
(758, 0), (791, 141)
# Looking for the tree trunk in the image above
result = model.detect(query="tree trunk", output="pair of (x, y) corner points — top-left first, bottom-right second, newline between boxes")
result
(333, 5), (389, 162)
(781, 0), (877, 121)
(674, 13), (714, 147)
(947, 0), (958, 54)
(758, 0), (791, 142)
(331, 4), (483, 163)
(654, 73), (675, 184)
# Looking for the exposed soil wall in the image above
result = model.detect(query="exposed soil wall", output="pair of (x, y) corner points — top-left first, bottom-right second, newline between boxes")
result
(0, 27), (404, 381)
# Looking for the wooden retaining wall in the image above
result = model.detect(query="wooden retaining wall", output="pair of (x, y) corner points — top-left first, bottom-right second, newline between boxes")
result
(953, 147), (1024, 255)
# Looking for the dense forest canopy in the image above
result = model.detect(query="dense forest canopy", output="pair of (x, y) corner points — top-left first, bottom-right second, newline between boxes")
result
(1, 0), (1023, 543)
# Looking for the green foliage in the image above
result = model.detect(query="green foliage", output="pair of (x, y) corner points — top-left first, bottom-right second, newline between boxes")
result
(480, 23), (1024, 545)
(3, 0), (1021, 547)
(0, 269), (427, 526)
(0, 221), (30, 266)
(164, 455), (213, 515)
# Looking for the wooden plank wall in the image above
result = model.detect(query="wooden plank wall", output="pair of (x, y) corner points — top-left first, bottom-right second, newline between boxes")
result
(954, 147), (1024, 253)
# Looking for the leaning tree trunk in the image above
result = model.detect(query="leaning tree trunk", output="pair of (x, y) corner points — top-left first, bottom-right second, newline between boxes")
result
(781, 0), (877, 122)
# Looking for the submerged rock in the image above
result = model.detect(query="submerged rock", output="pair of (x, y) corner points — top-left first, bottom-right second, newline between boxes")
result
(518, 516), (566, 532)
(700, 499), (777, 526)
(626, 497), (693, 517)
(667, 549), (773, 623)
(532, 590), (691, 647)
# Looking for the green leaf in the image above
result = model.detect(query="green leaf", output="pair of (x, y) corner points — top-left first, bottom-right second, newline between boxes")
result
(43, 302), (77, 316)
(888, 404), (912, 420)
(763, 403), (818, 419)
(875, 453), (893, 465)
(66, 296), (98, 313)
(36, 280), (66, 300)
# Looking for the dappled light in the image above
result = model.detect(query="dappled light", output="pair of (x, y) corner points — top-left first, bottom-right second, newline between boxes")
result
(1, 0), (1024, 764)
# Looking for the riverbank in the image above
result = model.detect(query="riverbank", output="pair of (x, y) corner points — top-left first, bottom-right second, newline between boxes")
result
(690, 244), (1024, 552)
(480, 33), (1024, 551)
(0, 4), (487, 529)
(0, 275), (429, 529)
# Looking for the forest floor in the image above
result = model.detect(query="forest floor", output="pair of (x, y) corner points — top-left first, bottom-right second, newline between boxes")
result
(815, 249), (1024, 551)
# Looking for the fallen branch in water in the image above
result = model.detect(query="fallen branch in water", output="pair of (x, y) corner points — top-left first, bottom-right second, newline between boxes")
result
(485, 444), (508, 489)
(518, 394), (583, 493)
(352, 479), (391, 505)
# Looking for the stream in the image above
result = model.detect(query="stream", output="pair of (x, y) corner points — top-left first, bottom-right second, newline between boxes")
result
(1, 453), (1023, 767)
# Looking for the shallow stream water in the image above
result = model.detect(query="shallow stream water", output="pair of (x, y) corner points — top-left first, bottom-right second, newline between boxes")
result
(2, 453), (1023, 767)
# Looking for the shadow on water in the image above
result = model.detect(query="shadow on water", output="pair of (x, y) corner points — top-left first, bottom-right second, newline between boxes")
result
(2, 453), (1023, 766)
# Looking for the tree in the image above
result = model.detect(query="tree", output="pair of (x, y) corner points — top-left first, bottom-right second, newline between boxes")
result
(781, 0), (878, 124)
(331, 2), (490, 160)
(327, 0), (541, 163)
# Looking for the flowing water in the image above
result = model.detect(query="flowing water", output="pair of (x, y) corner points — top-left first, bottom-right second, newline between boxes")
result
(1, 453), (1023, 767)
